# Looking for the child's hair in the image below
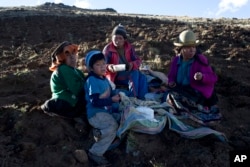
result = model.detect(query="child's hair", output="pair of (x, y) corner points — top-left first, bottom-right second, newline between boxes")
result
(85, 50), (105, 70)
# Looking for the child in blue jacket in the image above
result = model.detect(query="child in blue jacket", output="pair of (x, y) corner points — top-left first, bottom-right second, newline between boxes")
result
(84, 50), (121, 166)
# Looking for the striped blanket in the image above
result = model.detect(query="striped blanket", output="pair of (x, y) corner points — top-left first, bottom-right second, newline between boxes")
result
(117, 92), (227, 142)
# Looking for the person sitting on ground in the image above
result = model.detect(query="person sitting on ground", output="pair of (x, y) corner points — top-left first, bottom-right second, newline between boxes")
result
(140, 65), (168, 93)
(140, 65), (168, 101)
(40, 41), (87, 124)
(84, 50), (121, 166)
(103, 23), (148, 99)
(166, 29), (219, 110)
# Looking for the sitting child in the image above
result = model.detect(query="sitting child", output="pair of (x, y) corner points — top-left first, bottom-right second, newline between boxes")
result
(41, 41), (86, 119)
(84, 50), (121, 166)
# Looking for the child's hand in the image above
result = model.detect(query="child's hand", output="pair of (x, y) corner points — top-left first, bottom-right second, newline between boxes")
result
(112, 94), (121, 102)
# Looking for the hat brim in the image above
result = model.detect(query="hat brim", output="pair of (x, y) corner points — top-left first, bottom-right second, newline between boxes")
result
(174, 40), (200, 47)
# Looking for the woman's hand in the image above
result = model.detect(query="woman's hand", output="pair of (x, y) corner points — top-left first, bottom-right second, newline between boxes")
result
(194, 72), (203, 80)
(108, 64), (115, 73)
(168, 82), (176, 88)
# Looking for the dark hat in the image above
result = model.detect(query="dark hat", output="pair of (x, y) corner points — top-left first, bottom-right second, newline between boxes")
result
(173, 30), (200, 47)
(111, 24), (127, 39)
(51, 41), (72, 62)
(49, 41), (78, 71)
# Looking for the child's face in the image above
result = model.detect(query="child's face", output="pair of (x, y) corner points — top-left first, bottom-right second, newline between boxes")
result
(63, 44), (78, 68)
(65, 52), (78, 68)
(91, 59), (106, 77)
(112, 34), (125, 48)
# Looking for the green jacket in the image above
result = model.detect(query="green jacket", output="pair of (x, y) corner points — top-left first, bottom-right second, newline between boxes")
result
(50, 64), (85, 106)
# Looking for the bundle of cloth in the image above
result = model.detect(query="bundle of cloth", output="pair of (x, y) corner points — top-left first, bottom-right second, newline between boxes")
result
(116, 92), (227, 142)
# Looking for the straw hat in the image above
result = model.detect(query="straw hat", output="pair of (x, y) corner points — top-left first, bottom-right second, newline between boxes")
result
(173, 30), (200, 47)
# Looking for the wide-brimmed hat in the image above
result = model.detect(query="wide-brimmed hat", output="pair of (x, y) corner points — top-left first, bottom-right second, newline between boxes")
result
(173, 30), (200, 47)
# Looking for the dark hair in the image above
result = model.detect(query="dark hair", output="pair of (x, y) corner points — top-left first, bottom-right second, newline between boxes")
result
(49, 41), (73, 71)
(174, 46), (182, 54)
(174, 45), (202, 55)
(51, 41), (71, 58)
(88, 52), (105, 69)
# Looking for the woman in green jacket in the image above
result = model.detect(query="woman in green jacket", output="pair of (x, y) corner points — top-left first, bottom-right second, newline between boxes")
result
(41, 41), (86, 119)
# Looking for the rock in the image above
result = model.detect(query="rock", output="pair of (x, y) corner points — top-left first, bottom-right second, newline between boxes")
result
(74, 149), (88, 163)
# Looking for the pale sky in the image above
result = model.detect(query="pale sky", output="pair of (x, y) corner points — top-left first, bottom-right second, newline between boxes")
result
(0, 0), (249, 19)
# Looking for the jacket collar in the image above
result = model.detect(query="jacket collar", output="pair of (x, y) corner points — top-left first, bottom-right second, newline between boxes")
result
(86, 71), (106, 80)
(108, 41), (131, 52)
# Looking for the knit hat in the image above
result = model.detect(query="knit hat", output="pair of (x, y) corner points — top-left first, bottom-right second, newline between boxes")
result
(173, 30), (200, 47)
(111, 23), (127, 39)
(85, 50), (103, 70)
(49, 41), (78, 71)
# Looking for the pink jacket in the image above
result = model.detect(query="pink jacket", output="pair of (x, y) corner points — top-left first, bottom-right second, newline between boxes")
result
(168, 54), (218, 98)
(102, 41), (141, 82)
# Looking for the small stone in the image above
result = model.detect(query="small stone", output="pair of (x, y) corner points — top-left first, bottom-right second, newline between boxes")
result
(73, 149), (88, 163)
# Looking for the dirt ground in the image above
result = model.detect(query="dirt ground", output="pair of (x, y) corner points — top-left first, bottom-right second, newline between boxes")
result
(0, 3), (250, 167)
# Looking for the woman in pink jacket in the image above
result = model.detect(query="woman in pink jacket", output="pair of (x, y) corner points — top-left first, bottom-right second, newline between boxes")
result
(167, 29), (218, 108)
(103, 24), (148, 99)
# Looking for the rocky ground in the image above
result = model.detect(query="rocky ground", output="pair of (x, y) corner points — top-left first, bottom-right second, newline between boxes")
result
(0, 2), (250, 167)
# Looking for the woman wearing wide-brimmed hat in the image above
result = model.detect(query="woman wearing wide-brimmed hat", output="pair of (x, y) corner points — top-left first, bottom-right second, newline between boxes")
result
(166, 29), (219, 108)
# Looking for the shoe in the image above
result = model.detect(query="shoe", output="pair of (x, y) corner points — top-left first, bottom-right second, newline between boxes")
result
(88, 152), (111, 166)
(41, 105), (61, 117)
(43, 110), (59, 117)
